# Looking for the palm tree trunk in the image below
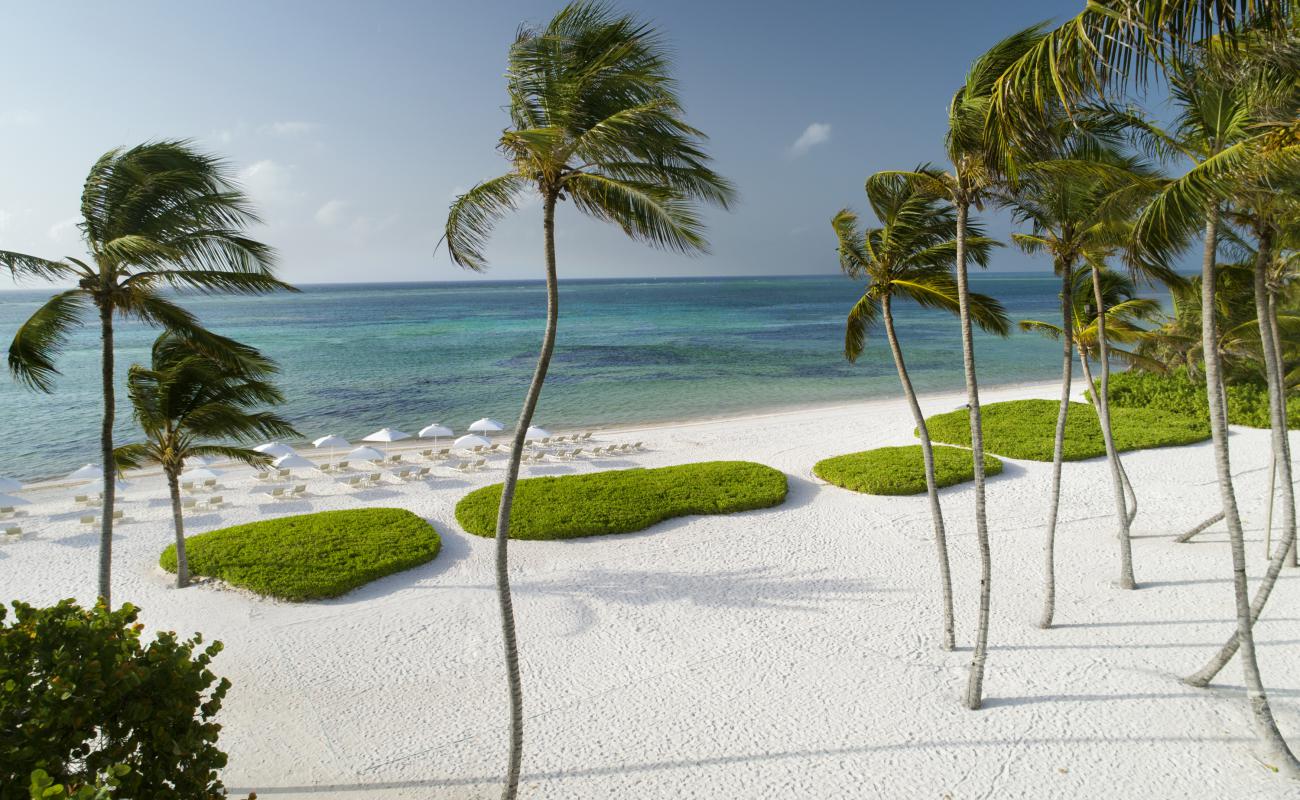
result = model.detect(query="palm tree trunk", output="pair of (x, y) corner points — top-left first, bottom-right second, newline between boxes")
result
(1189, 205), (1299, 775)
(882, 295), (955, 651)
(493, 191), (560, 800)
(1185, 228), (1298, 691)
(1266, 290), (1297, 569)
(1089, 266), (1137, 589)
(1175, 510), (1224, 543)
(98, 302), (116, 608)
(166, 468), (190, 588)
(955, 201), (992, 711)
(1041, 265), (1073, 629)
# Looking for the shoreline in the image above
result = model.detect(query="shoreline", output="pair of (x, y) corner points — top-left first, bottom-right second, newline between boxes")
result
(18, 377), (1067, 489)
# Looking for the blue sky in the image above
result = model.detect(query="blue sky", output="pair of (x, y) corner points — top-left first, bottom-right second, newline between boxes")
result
(0, 0), (1089, 287)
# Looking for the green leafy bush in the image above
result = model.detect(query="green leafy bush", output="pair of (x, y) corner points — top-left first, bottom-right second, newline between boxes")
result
(814, 445), (1003, 496)
(924, 399), (1209, 461)
(0, 601), (229, 800)
(28, 765), (130, 800)
(1102, 367), (1300, 429)
(161, 508), (440, 601)
(456, 461), (788, 540)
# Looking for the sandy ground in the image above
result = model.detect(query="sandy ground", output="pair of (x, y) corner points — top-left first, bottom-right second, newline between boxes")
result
(3, 380), (1299, 799)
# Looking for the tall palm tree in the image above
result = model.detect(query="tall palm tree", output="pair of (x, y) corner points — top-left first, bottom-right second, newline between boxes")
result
(1132, 39), (1300, 775)
(832, 170), (1009, 652)
(999, 142), (1169, 620)
(886, 22), (1047, 711)
(4, 141), (288, 608)
(441, 3), (734, 795)
(114, 333), (299, 588)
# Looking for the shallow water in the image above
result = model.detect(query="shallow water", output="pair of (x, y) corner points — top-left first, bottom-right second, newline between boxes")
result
(0, 273), (1111, 481)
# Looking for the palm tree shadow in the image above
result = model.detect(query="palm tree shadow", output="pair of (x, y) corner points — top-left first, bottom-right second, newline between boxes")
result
(515, 564), (883, 638)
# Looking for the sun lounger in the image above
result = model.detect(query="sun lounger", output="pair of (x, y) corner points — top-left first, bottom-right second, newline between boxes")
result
(254, 471), (273, 482)
(112, 510), (125, 521)
(80, 515), (96, 527)
(450, 460), (472, 473)
(182, 498), (197, 511)
(344, 476), (363, 489)
(291, 485), (307, 497)
(277, 469), (291, 479)
(559, 448), (584, 461)
(579, 432), (593, 441)
(416, 466), (432, 479)
(203, 479), (218, 490)
(3, 526), (22, 540)
(366, 473), (382, 485)
(470, 458), (487, 471)
(207, 496), (224, 509)
(181, 481), (196, 492)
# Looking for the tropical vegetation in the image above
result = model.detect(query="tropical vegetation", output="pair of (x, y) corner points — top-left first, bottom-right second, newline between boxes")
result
(2, 141), (289, 608)
(814, 445), (1002, 496)
(441, 3), (735, 793)
(924, 399), (1209, 461)
(0, 600), (232, 800)
(160, 508), (440, 601)
(832, 168), (1008, 650)
(456, 462), (787, 540)
(116, 333), (299, 589)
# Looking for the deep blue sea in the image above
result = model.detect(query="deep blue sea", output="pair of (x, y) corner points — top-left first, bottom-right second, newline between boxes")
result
(0, 273), (1103, 481)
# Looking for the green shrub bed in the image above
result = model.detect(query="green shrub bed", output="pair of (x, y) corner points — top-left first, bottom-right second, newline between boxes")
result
(924, 399), (1209, 461)
(814, 444), (1003, 496)
(1102, 367), (1300, 429)
(160, 508), (440, 601)
(455, 461), (788, 540)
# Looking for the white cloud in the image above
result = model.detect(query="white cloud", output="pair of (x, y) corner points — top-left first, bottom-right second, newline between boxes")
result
(47, 217), (80, 242)
(789, 122), (832, 157)
(237, 159), (303, 207)
(262, 121), (317, 137)
(0, 109), (40, 128)
(314, 199), (348, 227)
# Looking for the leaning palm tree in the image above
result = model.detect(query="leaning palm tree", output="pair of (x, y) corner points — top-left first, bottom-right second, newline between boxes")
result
(114, 333), (299, 588)
(832, 170), (1008, 652)
(1131, 39), (1300, 775)
(441, 3), (734, 796)
(4, 141), (289, 608)
(885, 22), (1047, 711)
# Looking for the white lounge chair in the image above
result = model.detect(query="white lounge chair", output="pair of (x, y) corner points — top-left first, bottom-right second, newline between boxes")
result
(579, 432), (593, 441)
(291, 485), (307, 497)
(4, 526), (22, 540)
(79, 515), (96, 527)
(206, 496), (225, 509)
(450, 460), (472, 473)
(182, 498), (197, 511)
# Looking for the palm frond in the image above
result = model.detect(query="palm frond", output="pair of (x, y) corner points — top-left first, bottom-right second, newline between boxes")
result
(844, 294), (879, 362)
(443, 174), (527, 271)
(566, 171), (709, 253)
(8, 290), (92, 392)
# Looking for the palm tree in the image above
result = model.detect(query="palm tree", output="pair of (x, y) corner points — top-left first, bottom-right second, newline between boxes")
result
(3, 141), (288, 608)
(832, 170), (1009, 652)
(441, 3), (734, 795)
(114, 333), (299, 588)
(885, 22), (1047, 711)
(1131, 39), (1300, 775)
(999, 140), (1170, 619)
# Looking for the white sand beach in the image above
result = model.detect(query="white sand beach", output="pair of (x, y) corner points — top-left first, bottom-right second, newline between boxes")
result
(3, 380), (1298, 799)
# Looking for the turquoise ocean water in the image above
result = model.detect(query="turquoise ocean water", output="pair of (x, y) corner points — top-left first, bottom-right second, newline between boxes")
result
(0, 273), (1093, 481)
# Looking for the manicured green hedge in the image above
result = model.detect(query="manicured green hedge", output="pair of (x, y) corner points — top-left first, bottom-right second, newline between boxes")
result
(924, 399), (1209, 461)
(1102, 367), (1300, 429)
(455, 461), (788, 540)
(814, 444), (1003, 496)
(160, 508), (440, 601)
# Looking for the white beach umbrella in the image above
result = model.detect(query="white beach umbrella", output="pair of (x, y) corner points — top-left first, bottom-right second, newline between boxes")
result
(0, 476), (23, 493)
(313, 434), (350, 463)
(363, 427), (411, 456)
(468, 418), (505, 435)
(0, 493), (31, 508)
(273, 453), (317, 473)
(185, 455), (219, 468)
(180, 467), (223, 483)
(525, 425), (551, 439)
(346, 446), (386, 463)
(254, 441), (296, 458)
(453, 434), (491, 451)
(418, 423), (453, 442)
(67, 464), (103, 482)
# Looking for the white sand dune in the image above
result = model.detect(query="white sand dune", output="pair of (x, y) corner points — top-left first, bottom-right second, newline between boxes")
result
(3, 380), (1298, 799)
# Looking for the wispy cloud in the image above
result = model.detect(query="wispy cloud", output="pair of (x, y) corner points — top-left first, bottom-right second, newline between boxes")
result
(47, 217), (80, 242)
(789, 122), (831, 157)
(0, 109), (40, 128)
(261, 121), (318, 137)
(314, 199), (348, 227)
(238, 159), (303, 206)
